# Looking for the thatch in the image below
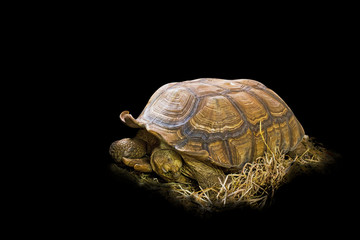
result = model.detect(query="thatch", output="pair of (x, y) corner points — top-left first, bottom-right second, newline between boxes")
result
(109, 136), (335, 212)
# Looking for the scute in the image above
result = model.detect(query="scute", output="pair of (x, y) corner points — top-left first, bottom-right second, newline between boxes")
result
(138, 86), (198, 129)
(188, 95), (245, 134)
(136, 78), (304, 169)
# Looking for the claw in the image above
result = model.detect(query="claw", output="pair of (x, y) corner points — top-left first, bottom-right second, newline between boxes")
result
(134, 163), (152, 172)
(122, 156), (152, 172)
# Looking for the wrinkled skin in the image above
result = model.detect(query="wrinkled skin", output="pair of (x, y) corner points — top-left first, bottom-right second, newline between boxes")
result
(109, 137), (151, 172)
(109, 129), (224, 188)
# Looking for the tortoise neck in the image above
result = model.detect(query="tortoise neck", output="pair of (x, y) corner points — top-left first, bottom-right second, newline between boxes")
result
(135, 129), (160, 153)
(158, 141), (172, 150)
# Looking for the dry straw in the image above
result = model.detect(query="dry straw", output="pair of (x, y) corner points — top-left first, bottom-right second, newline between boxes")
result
(168, 122), (329, 210)
(111, 123), (332, 212)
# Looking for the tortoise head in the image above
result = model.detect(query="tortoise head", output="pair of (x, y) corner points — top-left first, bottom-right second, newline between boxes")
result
(150, 144), (190, 184)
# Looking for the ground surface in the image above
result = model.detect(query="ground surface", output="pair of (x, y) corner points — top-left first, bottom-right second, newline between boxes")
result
(108, 136), (337, 214)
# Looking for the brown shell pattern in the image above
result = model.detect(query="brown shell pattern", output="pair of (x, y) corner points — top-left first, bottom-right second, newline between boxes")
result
(136, 78), (305, 168)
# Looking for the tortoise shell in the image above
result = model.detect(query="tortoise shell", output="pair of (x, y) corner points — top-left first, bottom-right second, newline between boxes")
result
(125, 78), (304, 169)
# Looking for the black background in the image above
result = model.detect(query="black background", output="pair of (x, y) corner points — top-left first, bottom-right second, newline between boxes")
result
(52, 9), (356, 236)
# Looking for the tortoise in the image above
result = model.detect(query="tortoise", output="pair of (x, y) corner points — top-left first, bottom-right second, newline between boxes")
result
(109, 78), (305, 188)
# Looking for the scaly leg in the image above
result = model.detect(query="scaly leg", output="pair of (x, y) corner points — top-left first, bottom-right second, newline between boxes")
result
(109, 137), (152, 173)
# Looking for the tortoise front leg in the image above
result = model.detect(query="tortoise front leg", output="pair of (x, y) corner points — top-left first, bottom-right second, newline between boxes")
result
(122, 156), (152, 172)
(109, 137), (152, 173)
